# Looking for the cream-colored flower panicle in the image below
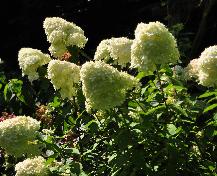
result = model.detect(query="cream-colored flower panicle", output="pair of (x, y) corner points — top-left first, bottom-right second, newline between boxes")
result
(0, 116), (41, 157)
(94, 37), (133, 67)
(197, 45), (217, 87)
(81, 61), (138, 111)
(185, 59), (199, 79)
(185, 45), (217, 87)
(131, 21), (180, 73)
(43, 17), (88, 58)
(18, 48), (51, 82)
(47, 60), (80, 99)
(15, 156), (48, 176)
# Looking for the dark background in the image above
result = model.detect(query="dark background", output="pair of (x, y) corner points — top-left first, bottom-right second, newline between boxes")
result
(0, 0), (217, 73)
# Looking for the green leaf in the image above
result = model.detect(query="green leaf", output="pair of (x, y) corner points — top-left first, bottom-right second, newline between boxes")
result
(69, 162), (83, 174)
(213, 113), (217, 122)
(83, 143), (98, 155)
(213, 130), (217, 136)
(45, 157), (56, 165)
(49, 96), (61, 108)
(108, 153), (117, 163)
(128, 101), (138, 109)
(136, 72), (146, 80)
(8, 79), (23, 94)
(65, 148), (80, 155)
(170, 104), (188, 117)
(84, 120), (99, 133)
(167, 124), (177, 135)
(199, 91), (217, 98)
(144, 105), (166, 116)
(3, 84), (9, 100)
(0, 72), (6, 84)
(203, 103), (217, 113)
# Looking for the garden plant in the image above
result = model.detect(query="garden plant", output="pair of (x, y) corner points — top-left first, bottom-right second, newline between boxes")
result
(0, 17), (216, 175)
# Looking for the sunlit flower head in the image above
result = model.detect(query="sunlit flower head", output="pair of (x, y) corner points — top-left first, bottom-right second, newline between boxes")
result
(94, 37), (133, 67)
(18, 48), (51, 82)
(47, 60), (80, 99)
(131, 21), (180, 73)
(185, 59), (199, 79)
(15, 156), (48, 176)
(197, 45), (217, 87)
(43, 17), (88, 58)
(80, 61), (138, 111)
(0, 116), (41, 157)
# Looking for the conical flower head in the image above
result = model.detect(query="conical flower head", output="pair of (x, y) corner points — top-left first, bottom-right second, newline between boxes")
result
(81, 61), (138, 111)
(15, 156), (48, 176)
(43, 17), (88, 58)
(185, 58), (200, 79)
(18, 48), (51, 82)
(94, 37), (133, 67)
(197, 45), (217, 87)
(0, 116), (41, 157)
(131, 21), (180, 73)
(47, 60), (80, 99)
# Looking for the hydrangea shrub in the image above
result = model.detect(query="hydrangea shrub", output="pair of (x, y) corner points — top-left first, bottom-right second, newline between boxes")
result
(0, 16), (216, 176)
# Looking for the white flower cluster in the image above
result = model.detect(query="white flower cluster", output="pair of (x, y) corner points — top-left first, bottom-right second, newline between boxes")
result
(0, 116), (41, 157)
(43, 17), (88, 58)
(131, 21), (180, 73)
(18, 48), (51, 82)
(15, 156), (48, 176)
(186, 45), (217, 87)
(185, 59), (199, 79)
(80, 61), (138, 110)
(47, 60), (80, 99)
(94, 37), (133, 67)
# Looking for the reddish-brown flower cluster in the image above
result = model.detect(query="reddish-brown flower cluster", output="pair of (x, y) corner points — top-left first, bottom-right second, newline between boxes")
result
(61, 130), (79, 147)
(0, 112), (16, 122)
(61, 51), (72, 61)
(35, 105), (52, 125)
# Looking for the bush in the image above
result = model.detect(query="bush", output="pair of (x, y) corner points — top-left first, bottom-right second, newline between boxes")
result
(0, 17), (216, 176)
